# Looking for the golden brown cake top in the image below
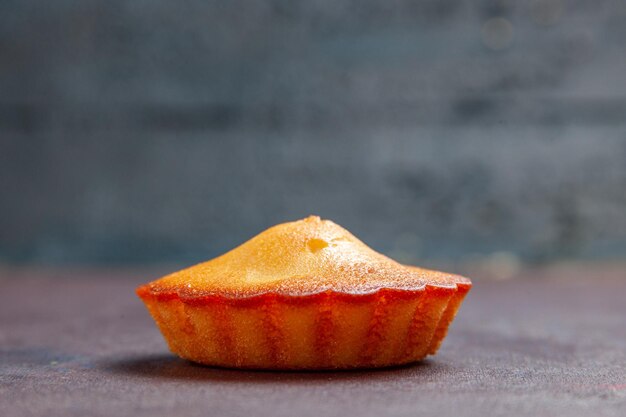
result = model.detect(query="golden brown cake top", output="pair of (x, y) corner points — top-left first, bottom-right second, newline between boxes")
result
(138, 216), (470, 299)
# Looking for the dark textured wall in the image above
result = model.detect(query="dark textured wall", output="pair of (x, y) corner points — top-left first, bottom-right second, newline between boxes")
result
(1, 1), (626, 265)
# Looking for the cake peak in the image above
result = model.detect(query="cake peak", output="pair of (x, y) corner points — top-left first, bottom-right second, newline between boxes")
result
(138, 216), (468, 299)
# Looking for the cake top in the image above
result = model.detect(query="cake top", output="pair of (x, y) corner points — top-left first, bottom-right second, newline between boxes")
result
(138, 216), (469, 299)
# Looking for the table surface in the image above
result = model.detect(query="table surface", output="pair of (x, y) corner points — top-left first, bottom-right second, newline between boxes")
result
(1, 264), (625, 417)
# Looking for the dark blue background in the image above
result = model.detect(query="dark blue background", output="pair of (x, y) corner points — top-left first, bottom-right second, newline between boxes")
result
(2, 0), (626, 266)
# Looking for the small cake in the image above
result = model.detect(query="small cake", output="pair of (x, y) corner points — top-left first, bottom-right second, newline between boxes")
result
(137, 216), (471, 369)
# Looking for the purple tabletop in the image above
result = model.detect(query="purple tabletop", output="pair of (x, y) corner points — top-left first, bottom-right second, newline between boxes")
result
(1, 264), (625, 417)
